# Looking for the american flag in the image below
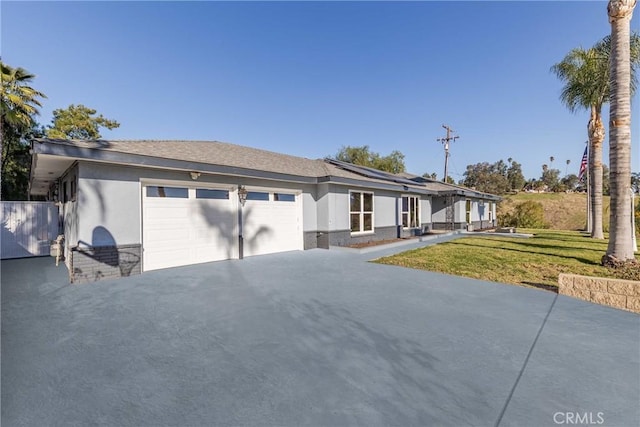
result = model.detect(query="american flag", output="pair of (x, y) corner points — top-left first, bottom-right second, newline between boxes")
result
(578, 145), (588, 181)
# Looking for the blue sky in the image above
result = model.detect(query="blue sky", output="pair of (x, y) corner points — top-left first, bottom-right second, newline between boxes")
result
(2, 1), (638, 180)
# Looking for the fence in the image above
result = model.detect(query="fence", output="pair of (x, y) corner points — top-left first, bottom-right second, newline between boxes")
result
(1, 201), (59, 259)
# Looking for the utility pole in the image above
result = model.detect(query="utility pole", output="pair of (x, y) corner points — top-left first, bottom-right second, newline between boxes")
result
(437, 124), (459, 183)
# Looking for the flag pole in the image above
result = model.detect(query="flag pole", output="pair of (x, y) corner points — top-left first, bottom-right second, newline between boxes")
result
(585, 141), (592, 234)
(632, 189), (637, 252)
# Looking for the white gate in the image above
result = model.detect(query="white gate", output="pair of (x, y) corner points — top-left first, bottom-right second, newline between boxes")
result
(1, 201), (59, 259)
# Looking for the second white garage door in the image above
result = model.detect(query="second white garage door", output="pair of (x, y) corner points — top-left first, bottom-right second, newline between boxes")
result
(242, 190), (303, 257)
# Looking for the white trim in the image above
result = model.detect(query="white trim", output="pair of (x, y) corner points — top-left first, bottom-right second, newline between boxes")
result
(349, 190), (375, 235)
(401, 194), (420, 229)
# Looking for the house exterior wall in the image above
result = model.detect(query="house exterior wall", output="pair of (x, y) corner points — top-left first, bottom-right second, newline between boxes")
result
(373, 190), (397, 228)
(420, 197), (432, 224)
(317, 186), (432, 246)
(70, 162), (319, 282)
(60, 164), (79, 266)
(431, 197), (448, 224)
(465, 198), (497, 230)
(76, 162), (317, 248)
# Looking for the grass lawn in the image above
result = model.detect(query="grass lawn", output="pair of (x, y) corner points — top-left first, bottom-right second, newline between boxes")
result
(375, 229), (638, 291)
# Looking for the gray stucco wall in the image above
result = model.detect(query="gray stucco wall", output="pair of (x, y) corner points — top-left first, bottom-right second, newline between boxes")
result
(373, 190), (397, 228)
(431, 197), (449, 223)
(60, 164), (79, 265)
(316, 183), (330, 231)
(454, 198), (466, 223)
(420, 197), (432, 224)
(76, 162), (317, 249)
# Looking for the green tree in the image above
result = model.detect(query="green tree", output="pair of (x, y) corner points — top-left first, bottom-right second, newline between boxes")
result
(372, 150), (406, 174)
(0, 61), (46, 200)
(506, 159), (526, 191)
(47, 104), (120, 139)
(1, 123), (45, 199)
(462, 161), (510, 195)
(334, 145), (406, 174)
(423, 172), (438, 180)
(561, 174), (580, 192)
(606, 1), (638, 262)
(540, 166), (561, 190)
(551, 33), (640, 240)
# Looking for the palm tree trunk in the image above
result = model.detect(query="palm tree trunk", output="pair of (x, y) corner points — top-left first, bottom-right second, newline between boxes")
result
(606, 0), (636, 261)
(588, 106), (605, 239)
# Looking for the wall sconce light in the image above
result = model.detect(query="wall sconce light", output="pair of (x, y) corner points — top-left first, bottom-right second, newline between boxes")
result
(238, 185), (248, 206)
(190, 171), (201, 180)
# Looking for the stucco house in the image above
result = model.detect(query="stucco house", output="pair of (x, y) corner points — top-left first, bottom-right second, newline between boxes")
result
(29, 139), (499, 283)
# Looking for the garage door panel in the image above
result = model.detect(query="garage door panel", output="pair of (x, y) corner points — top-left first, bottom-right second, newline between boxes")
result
(243, 198), (301, 257)
(143, 186), (236, 271)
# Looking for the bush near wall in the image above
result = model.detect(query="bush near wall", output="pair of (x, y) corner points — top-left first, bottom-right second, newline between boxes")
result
(499, 200), (549, 229)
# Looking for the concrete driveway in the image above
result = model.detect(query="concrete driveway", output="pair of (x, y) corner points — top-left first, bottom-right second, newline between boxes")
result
(2, 240), (639, 426)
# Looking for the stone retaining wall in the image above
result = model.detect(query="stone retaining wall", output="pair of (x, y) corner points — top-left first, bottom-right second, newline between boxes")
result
(558, 273), (640, 313)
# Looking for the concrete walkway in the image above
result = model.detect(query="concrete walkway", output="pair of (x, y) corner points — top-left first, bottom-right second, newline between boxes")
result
(2, 239), (639, 426)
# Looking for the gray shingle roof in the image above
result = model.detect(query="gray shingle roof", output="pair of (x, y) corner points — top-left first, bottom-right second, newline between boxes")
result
(35, 138), (330, 178)
(32, 138), (499, 199)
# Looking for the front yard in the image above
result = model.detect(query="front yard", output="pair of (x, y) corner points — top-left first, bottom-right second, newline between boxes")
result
(375, 230), (639, 290)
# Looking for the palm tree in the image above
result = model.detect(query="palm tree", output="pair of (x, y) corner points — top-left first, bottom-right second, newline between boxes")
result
(0, 62), (46, 199)
(550, 156), (555, 166)
(551, 33), (640, 239)
(606, 0), (638, 262)
(1, 62), (45, 132)
(565, 159), (571, 177)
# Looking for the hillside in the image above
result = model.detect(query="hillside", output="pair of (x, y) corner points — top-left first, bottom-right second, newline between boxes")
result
(497, 192), (610, 231)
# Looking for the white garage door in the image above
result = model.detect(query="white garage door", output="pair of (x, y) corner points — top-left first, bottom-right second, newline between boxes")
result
(242, 190), (302, 257)
(143, 185), (237, 271)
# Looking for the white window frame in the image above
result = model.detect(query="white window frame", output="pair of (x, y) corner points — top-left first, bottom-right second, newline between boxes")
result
(349, 191), (374, 235)
(401, 195), (420, 229)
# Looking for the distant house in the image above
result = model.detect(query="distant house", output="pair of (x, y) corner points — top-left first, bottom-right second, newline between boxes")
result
(29, 139), (500, 283)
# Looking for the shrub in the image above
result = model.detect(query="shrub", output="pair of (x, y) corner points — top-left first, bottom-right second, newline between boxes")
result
(499, 200), (548, 228)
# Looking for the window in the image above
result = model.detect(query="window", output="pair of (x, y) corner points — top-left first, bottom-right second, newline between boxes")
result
(488, 202), (493, 222)
(246, 191), (269, 201)
(146, 186), (188, 198)
(350, 191), (373, 233)
(402, 196), (420, 228)
(274, 193), (295, 202)
(196, 189), (229, 199)
(466, 200), (472, 223)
